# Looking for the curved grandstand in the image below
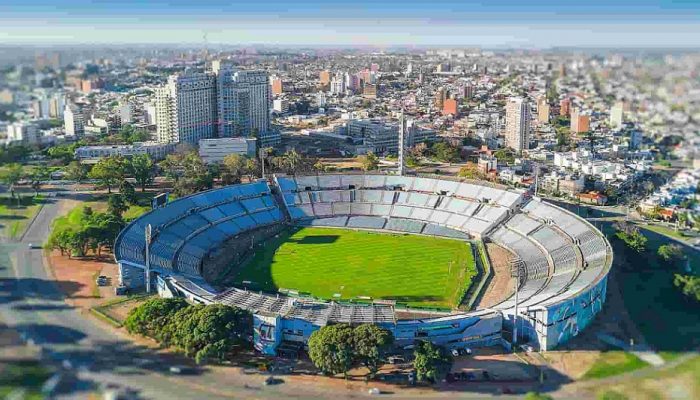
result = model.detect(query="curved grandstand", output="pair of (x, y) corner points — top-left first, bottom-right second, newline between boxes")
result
(115, 174), (612, 354)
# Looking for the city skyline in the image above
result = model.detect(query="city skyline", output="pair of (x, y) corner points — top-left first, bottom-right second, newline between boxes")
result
(2, 0), (700, 48)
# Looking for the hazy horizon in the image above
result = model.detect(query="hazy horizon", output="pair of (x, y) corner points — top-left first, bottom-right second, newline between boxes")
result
(2, 0), (700, 48)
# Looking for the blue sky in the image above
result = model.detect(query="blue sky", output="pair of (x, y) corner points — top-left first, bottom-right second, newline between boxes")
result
(1, 1), (699, 47)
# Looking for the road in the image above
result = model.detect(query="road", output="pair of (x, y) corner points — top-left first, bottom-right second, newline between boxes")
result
(0, 197), (236, 399)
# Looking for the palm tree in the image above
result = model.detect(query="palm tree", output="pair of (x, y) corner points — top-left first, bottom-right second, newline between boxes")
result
(283, 149), (303, 175)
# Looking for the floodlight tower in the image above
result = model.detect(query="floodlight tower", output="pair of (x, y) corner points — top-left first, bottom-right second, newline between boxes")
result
(398, 112), (407, 176)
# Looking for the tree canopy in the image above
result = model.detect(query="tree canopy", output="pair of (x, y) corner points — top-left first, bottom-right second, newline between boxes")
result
(88, 155), (127, 193)
(413, 341), (451, 383)
(129, 153), (155, 192)
(359, 152), (380, 171)
(124, 297), (189, 338)
(613, 222), (647, 253)
(307, 324), (394, 379)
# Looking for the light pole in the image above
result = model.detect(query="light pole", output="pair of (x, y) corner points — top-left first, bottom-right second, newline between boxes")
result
(512, 260), (521, 348)
(145, 224), (152, 293)
(260, 148), (266, 179)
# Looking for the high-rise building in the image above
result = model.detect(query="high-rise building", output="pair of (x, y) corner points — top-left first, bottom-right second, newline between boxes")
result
(362, 84), (377, 99)
(537, 96), (550, 124)
(270, 76), (283, 96)
(49, 92), (65, 118)
(156, 72), (217, 144)
(215, 64), (271, 140)
(316, 92), (327, 108)
(7, 122), (40, 144)
(32, 95), (50, 119)
(559, 98), (571, 117)
(462, 84), (474, 100)
(119, 102), (133, 124)
(505, 97), (530, 152)
(64, 106), (84, 136)
(319, 70), (331, 86)
(570, 109), (590, 134)
(330, 74), (346, 95)
(610, 101), (624, 129)
(434, 87), (446, 109)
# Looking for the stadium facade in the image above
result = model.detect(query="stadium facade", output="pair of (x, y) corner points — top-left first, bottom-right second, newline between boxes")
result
(115, 174), (612, 355)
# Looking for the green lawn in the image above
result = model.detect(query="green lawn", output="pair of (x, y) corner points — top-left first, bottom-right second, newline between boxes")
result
(232, 227), (476, 309)
(635, 222), (693, 242)
(583, 351), (648, 380)
(0, 195), (45, 239)
(0, 360), (52, 399)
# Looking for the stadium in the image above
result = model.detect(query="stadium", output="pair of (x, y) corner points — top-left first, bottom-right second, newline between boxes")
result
(114, 174), (612, 355)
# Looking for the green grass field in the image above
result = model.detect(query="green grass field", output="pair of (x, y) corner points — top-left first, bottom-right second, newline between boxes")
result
(583, 351), (648, 380)
(0, 195), (45, 239)
(232, 227), (476, 309)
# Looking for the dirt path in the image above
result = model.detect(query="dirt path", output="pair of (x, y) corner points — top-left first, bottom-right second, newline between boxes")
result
(474, 243), (516, 309)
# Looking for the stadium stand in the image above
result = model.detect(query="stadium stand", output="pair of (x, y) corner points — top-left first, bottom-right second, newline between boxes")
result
(115, 175), (612, 353)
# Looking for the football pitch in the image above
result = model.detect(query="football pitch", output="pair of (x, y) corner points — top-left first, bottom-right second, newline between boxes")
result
(232, 227), (476, 309)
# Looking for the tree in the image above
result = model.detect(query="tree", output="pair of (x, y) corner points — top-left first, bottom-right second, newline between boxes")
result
(160, 152), (186, 183)
(308, 324), (355, 378)
(46, 141), (82, 164)
(107, 194), (128, 218)
(130, 154), (155, 192)
(359, 152), (379, 171)
(458, 163), (485, 180)
(172, 152), (213, 196)
(413, 341), (451, 383)
(124, 297), (190, 338)
(313, 160), (326, 173)
(244, 158), (259, 182)
(46, 229), (73, 256)
(119, 180), (137, 205)
(88, 156), (126, 193)
(1, 163), (24, 200)
(613, 221), (647, 253)
(352, 324), (394, 379)
(30, 165), (51, 196)
(430, 142), (460, 163)
(220, 154), (247, 185)
(657, 244), (683, 265)
(493, 148), (515, 164)
(282, 149), (303, 175)
(64, 161), (88, 183)
(673, 274), (700, 302)
(162, 304), (252, 364)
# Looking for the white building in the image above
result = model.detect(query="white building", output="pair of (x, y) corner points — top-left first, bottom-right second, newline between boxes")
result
(6, 122), (40, 145)
(64, 106), (84, 136)
(144, 103), (157, 125)
(216, 65), (271, 138)
(273, 99), (288, 113)
(119, 102), (133, 124)
(316, 92), (327, 108)
(74, 142), (176, 163)
(156, 72), (217, 145)
(505, 97), (530, 152)
(198, 137), (257, 164)
(330, 75), (346, 95)
(610, 101), (624, 129)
